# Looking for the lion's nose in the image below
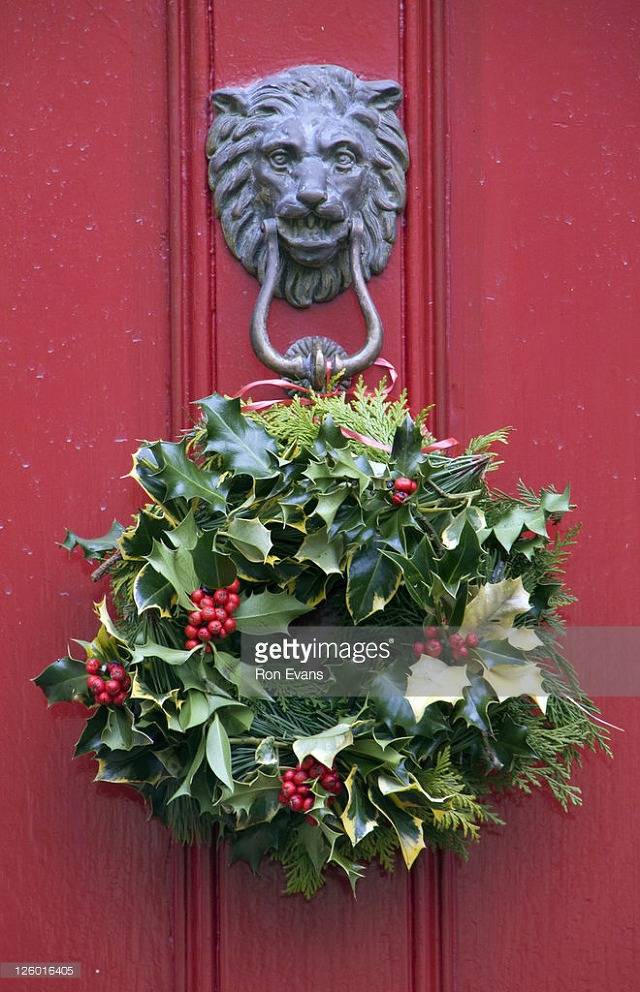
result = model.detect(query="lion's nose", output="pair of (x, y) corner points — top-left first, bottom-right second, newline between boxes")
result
(297, 186), (327, 207)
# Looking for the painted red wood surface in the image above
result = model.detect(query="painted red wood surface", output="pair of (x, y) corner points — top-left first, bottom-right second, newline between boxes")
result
(0, 4), (178, 991)
(2, 1), (639, 991)
(441, 2), (640, 990)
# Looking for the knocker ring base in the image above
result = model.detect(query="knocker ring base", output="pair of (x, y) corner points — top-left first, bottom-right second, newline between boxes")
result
(250, 218), (383, 391)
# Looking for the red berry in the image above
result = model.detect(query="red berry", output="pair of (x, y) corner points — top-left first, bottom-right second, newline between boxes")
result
(413, 641), (425, 657)
(87, 676), (103, 692)
(278, 791), (287, 804)
(225, 593), (240, 613)
(328, 780), (343, 795)
(211, 607), (226, 623)
(282, 781), (296, 798)
(320, 774), (336, 790)
(426, 639), (443, 657)
(207, 620), (223, 637)
(289, 795), (304, 812)
(185, 639), (199, 650)
(85, 658), (100, 674)
(200, 607), (216, 623)
(113, 692), (127, 706)
(454, 645), (469, 659)
(282, 769), (296, 782)
(424, 626), (439, 639)
(391, 492), (406, 506)
(223, 617), (237, 634)
(296, 786), (311, 799)
(308, 763), (324, 778)
(184, 624), (198, 638)
(302, 796), (314, 812)
(105, 679), (120, 695)
(449, 633), (465, 650)
(213, 589), (228, 606)
(301, 757), (314, 770)
(191, 589), (204, 604)
(226, 578), (241, 593)
(393, 477), (414, 493)
(108, 664), (126, 680)
(200, 596), (214, 609)
(188, 610), (203, 625)
(197, 627), (212, 641)
(121, 675), (131, 690)
(409, 480), (418, 493)
(465, 632), (480, 648)
(97, 692), (111, 705)
(293, 771), (307, 786)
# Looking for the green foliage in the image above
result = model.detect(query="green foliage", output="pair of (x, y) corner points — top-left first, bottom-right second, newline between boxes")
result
(34, 382), (610, 898)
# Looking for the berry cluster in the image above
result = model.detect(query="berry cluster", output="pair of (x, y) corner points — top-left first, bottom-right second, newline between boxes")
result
(278, 758), (343, 824)
(184, 580), (241, 651)
(413, 626), (480, 662)
(85, 659), (131, 707)
(390, 476), (418, 506)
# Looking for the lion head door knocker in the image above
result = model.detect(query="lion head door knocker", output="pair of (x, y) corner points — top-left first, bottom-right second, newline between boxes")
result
(206, 64), (409, 389)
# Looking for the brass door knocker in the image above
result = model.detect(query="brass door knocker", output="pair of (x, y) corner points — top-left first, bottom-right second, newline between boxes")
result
(207, 63), (409, 389)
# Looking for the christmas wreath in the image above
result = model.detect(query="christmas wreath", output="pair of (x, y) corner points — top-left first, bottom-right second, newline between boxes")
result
(35, 379), (609, 897)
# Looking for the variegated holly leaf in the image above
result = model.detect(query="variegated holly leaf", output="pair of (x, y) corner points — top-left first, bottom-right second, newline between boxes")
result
(294, 525), (344, 575)
(33, 656), (90, 706)
(61, 520), (123, 559)
(482, 663), (547, 713)
(145, 538), (199, 610)
(198, 393), (278, 479)
(368, 785), (425, 869)
(340, 767), (378, 845)
(234, 590), (312, 634)
(293, 720), (355, 767)
(133, 563), (174, 617)
(460, 577), (531, 641)
(346, 538), (402, 622)
(405, 656), (471, 721)
(135, 439), (226, 507)
(225, 517), (272, 563)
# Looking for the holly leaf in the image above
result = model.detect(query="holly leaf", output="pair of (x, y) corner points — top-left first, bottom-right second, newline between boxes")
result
(542, 485), (571, 513)
(139, 440), (226, 507)
(33, 657), (89, 706)
(390, 415), (423, 477)
(460, 577), (531, 641)
(61, 520), (123, 558)
(198, 393), (278, 479)
(405, 656), (471, 722)
(433, 522), (483, 597)
(346, 537), (402, 622)
(205, 714), (234, 789)
(213, 649), (273, 699)
(224, 771), (282, 825)
(133, 563), (175, 617)
(146, 538), (199, 610)
(454, 677), (497, 732)
(229, 819), (288, 873)
(255, 737), (279, 771)
(130, 641), (199, 667)
(120, 510), (168, 559)
(340, 767), (378, 845)
(95, 749), (165, 786)
(293, 720), (355, 767)
(294, 526), (344, 575)
(482, 663), (547, 712)
(234, 590), (312, 634)
(191, 533), (236, 588)
(313, 489), (348, 529)
(100, 706), (151, 751)
(368, 786), (425, 869)
(225, 518), (272, 563)
(74, 707), (109, 755)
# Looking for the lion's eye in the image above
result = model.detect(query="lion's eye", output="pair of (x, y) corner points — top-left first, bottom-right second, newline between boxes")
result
(268, 149), (289, 169)
(334, 149), (357, 169)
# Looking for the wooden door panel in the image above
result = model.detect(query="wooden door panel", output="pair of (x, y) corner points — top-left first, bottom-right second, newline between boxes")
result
(442, 2), (640, 989)
(1, 3), (178, 990)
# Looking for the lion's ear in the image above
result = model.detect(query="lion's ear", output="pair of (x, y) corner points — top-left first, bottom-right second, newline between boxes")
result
(212, 87), (248, 116)
(359, 79), (403, 112)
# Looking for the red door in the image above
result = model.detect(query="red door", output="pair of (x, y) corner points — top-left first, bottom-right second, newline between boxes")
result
(2, 2), (638, 991)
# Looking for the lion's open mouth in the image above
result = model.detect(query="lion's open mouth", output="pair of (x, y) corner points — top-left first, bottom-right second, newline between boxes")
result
(276, 215), (349, 266)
